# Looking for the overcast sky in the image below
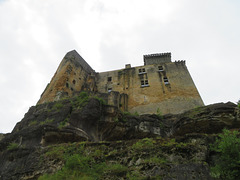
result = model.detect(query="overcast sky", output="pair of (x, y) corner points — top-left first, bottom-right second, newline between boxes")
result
(0, 0), (239, 133)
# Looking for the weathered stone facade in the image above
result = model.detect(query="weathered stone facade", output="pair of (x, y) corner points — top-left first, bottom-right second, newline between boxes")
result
(38, 50), (204, 115)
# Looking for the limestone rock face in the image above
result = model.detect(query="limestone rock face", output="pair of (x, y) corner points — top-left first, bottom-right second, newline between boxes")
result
(0, 98), (239, 179)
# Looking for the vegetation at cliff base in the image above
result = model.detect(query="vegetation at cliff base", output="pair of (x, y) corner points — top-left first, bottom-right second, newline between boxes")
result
(210, 129), (240, 180)
(71, 91), (89, 110)
(237, 99), (240, 109)
(7, 142), (18, 151)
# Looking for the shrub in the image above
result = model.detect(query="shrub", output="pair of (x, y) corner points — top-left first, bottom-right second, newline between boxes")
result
(58, 117), (69, 129)
(7, 143), (18, 151)
(52, 102), (64, 111)
(40, 118), (54, 125)
(72, 92), (89, 110)
(132, 138), (156, 150)
(210, 129), (240, 179)
(156, 108), (163, 119)
(93, 96), (107, 105)
(29, 120), (37, 126)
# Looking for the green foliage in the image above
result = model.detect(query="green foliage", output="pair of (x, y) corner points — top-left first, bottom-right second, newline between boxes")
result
(29, 120), (37, 126)
(237, 99), (240, 109)
(210, 129), (240, 179)
(39, 143), (128, 180)
(133, 111), (139, 116)
(144, 156), (167, 164)
(45, 145), (67, 160)
(156, 108), (163, 119)
(58, 117), (69, 129)
(104, 163), (128, 176)
(123, 111), (131, 116)
(72, 91), (89, 110)
(132, 138), (156, 150)
(7, 142), (18, 151)
(93, 96), (107, 105)
(52, 102), (64, 111)
(126, 171), (145, 180)
(40, 118), (54, 125)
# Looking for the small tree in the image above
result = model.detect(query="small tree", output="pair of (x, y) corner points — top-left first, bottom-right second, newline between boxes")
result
(211, 129), (240, 179)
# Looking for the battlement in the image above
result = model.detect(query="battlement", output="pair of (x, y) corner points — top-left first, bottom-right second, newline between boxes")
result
(174, 60), (186, 65)
(144, 52), (171, 65)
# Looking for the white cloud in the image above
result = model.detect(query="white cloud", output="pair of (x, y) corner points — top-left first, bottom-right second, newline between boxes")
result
(0, 0), (240, 133)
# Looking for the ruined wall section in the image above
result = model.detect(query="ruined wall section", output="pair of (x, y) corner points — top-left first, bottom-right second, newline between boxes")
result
(96, 60), (204, 115)
(38, 50), (96, 104)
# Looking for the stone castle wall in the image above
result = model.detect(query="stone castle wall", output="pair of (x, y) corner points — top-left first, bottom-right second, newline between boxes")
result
(38, 50), (204, 115)
(96, 60), (203, 115)
(38, 50), (96, 104)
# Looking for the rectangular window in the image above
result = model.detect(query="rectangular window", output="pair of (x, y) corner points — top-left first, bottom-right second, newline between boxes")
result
(158, 66), (164, 71)
(141, 79), (149, 87)
(163, 77), (170, 85)
(107, 77), (112, 82)
(139, 68), (146, 74)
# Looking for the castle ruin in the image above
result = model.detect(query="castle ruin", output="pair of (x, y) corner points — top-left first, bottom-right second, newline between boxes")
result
(38, 50), (204, 115)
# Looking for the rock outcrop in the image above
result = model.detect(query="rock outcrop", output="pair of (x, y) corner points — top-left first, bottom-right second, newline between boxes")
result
(0, 94), (239, 179)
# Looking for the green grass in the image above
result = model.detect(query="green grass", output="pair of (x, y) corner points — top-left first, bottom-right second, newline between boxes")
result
(29, 120), (38, 126)
(71, 91), (89, 110)
(131, 138), (156, 150)
(7, 143), (18, 151)
(39, 143), (128, 180)
(40, 118), (54, 125)
(52, 102), (64, 111)
(93, 96), (107, 105)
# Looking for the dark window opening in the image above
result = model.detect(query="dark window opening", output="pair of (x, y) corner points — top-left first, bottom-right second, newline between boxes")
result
(71, 88), (74, 91)
(164, 77), (170, 85)
(158, 66), (164, 71)
(72, 80), (76, 84)
(141, 79), (149, 87)
(66, 83), (69, 88)
(107, 77), (112, 82)
(108, 88), (112, 93)
(139, 68), (146, 74)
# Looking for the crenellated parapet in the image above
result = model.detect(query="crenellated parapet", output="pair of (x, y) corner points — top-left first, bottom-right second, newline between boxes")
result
(144, 53), (171, 65)
(174, 60), (186, 65)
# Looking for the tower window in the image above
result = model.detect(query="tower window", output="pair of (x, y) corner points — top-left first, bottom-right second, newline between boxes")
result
(66, 82), (69, 88)
(141, 80), (149, 87)
(158, 66), (164, 71)
(139, 68), (146, 74)
(107, 77), (112, 82)
(72, 80), (76, 84)
(108, 88), (112, 92)
(163, 77), (170, 85)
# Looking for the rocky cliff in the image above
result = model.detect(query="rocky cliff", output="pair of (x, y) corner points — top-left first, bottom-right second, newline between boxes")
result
(0, 93), (239, 179)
